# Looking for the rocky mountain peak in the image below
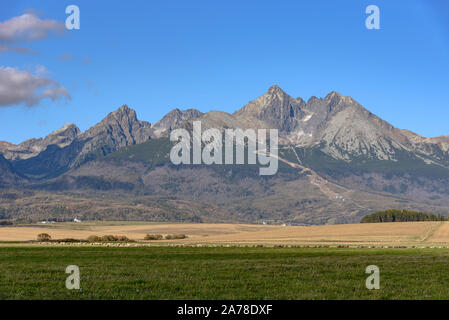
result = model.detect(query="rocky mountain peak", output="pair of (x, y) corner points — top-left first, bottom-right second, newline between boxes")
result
(49, 123), (80, 139)
(82, 104), (152, 142)
(151, 108), (203, 137)
(9, 105), (156, 176)
(104, 104), (139, 124)
(325, 91), (343, 100)
(53, 104), (154, 168)
(0, 123), (81, 160)
(265, 85), (302, 104)
(323, 91), (358, 108)
(234, 85), (306, 133)
(266, 84), (285, 95)
(319, 91), (360, 116)
(306, 96), (320, 104)
(38, 123), (81, 151)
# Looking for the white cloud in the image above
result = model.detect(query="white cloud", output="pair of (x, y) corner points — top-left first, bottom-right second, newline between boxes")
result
(0, 44), (37, 55)
(40, 87), (71, 102)
(0, 13), (64, 43)
(0, 66), (71, 107)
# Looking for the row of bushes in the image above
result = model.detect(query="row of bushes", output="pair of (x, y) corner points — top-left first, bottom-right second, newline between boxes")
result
(37, 233), (187, 242)
(36, 233), (134, 242)
(37, 233), (82, 243)
(144, 233), (187, 240)
(87, 235), (134, 242)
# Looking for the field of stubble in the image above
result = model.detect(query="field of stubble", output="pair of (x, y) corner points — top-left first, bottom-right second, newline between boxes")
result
(0, 221), (448, 246)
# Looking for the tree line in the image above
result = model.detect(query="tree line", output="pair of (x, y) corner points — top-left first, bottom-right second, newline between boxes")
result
(361, 209), (446, 223)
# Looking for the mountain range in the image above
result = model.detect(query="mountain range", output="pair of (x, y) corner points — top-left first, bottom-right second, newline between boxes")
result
(1, 85), (449, 225)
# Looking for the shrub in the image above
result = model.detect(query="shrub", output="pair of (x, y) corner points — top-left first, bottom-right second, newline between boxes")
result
(165, 234), (187, 240)
(144, 234), (163, 240)
(101, 235), (117, 242)
(116, 235), (130, 242)
(87, 235), (133, 242)
(37, 233), (51, 241)
(87, 235), (101, 242)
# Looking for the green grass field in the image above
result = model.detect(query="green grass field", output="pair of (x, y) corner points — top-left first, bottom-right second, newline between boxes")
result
(1, 246), (449, 299)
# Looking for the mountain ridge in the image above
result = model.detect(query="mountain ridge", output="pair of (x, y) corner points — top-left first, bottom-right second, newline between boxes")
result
(2, 85), (448, 173)
(1, 85), (442, 151)
(1, 85), (449, 224)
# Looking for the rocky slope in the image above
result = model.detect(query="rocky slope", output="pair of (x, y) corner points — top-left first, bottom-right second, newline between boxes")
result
(230, 86), (449, 166)
(73, 105), (154, 165)
(151, 108), (203, 137)
(9, 105), (155, 179)
(234, 85), (307, 133)
(0, 154), (23, 188)
(0, 124), (80, 160)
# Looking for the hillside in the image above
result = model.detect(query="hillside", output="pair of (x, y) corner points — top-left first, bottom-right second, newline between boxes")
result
(1, 85), (449, 224)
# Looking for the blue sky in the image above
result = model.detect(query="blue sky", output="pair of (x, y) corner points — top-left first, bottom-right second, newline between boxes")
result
(0, 0), (448, 144)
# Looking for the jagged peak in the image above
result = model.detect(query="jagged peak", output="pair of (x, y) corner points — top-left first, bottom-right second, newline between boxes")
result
(266, 85), (306, 104)
(36, 123), (80, 145)
(163, 108), (183, 117)
(163, 107), (202, 118)
(152, 108), (203, 131)
(184, 108), (203, 114)
(115, 104), (134, 114)
(105, 104), (138, 123)
(266, 84), (285, 95)
(51, 123), (80, 135)
(234, 85), (306, 119)
(267, 84), (283, 93)
(0, 141), (16, 148)
(307, 96), (320, 104)
(325, 91), (343, 100)
(323, 91), (359, 107)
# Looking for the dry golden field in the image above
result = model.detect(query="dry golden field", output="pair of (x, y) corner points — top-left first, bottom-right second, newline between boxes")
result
(1, 221), (449, 246)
